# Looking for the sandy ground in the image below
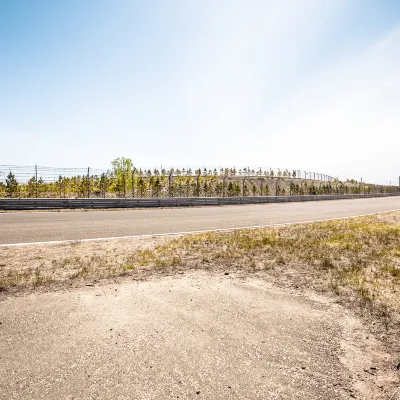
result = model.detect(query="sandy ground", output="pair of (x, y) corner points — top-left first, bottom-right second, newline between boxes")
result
(0, 272), (398, 400)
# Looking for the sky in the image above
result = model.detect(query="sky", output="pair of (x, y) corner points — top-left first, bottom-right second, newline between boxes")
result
(0, 0), (399, 184)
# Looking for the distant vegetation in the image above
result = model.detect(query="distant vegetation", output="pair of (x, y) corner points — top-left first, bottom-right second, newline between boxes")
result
(0, 157), (396, 198)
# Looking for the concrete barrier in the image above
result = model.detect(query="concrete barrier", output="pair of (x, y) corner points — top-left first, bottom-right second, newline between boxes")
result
(0, 193), (399, 210)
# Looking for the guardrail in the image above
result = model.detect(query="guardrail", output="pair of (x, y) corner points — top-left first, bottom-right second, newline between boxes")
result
(0, 193), (399, 210)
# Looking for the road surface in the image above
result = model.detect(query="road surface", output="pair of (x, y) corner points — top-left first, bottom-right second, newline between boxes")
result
(1, 197), (399, 245)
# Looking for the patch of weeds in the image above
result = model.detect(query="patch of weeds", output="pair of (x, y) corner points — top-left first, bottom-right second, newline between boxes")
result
(383, 263), (400, 278)
(59, 258), (72, 268)
(122, 264), (135, 271)
(169, 256), (182, 266)
(133, 249), (157, 266)
(32, 267), (52, 286)
(320, 257), (335, 270)
(329, 279), (341, 295)
(69, 265), (89, 279)
(275, 255), (286, 266)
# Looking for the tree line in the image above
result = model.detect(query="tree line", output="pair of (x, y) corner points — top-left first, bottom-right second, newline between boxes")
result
(0, 157), (395, 198)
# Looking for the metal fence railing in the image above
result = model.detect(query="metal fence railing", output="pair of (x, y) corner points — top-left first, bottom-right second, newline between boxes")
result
(0, 165), (397, 199)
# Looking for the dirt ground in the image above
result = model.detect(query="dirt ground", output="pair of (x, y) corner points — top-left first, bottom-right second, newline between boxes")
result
(0, 272), (398, 400)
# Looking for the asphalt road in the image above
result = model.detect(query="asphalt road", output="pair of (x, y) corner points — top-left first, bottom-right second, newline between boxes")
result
(1, 197), (399, 245)
(0, 273), (391, 399)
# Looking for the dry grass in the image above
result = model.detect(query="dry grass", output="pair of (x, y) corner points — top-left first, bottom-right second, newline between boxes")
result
(0, 236), (168, 290)
(1, 212), (399, 338)
(131, 214), (400, 330)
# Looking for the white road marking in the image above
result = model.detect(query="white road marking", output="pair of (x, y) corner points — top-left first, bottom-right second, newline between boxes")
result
(1, 208), (399, 248)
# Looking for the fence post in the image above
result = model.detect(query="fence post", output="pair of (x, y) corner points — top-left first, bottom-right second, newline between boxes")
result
(35, 165), (38, 198)
(87, 167), (90, 198)
(196, 172), (201, 197)
(276, 178), (283, 196)
(123, 172), (126, 198)
(132, 170), (135, 198)
(223, 175), (227, 197)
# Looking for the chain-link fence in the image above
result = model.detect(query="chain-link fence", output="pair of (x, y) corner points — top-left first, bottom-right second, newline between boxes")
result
(0, 165), (395, 198)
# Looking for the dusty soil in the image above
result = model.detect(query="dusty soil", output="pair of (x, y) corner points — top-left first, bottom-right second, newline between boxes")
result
(0, 272), (398, 400)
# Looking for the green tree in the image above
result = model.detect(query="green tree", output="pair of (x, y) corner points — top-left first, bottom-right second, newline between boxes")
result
(203, 181), (209, 197)
(6, 171), (18, 197)
(137, 177), (147, 197)
(227, 182), (234, 196)
(27, 176), (37, 197)
(99, 173), (108, 198)
(151, 177), (162, 197)
(111, 157), (134, 175)
(0, 182), (5, 197)
(215, 182), (223, 197)
(111, 157), (134, 197)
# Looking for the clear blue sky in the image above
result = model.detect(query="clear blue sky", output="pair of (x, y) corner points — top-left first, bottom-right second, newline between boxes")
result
(1, 0), (399, 183)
